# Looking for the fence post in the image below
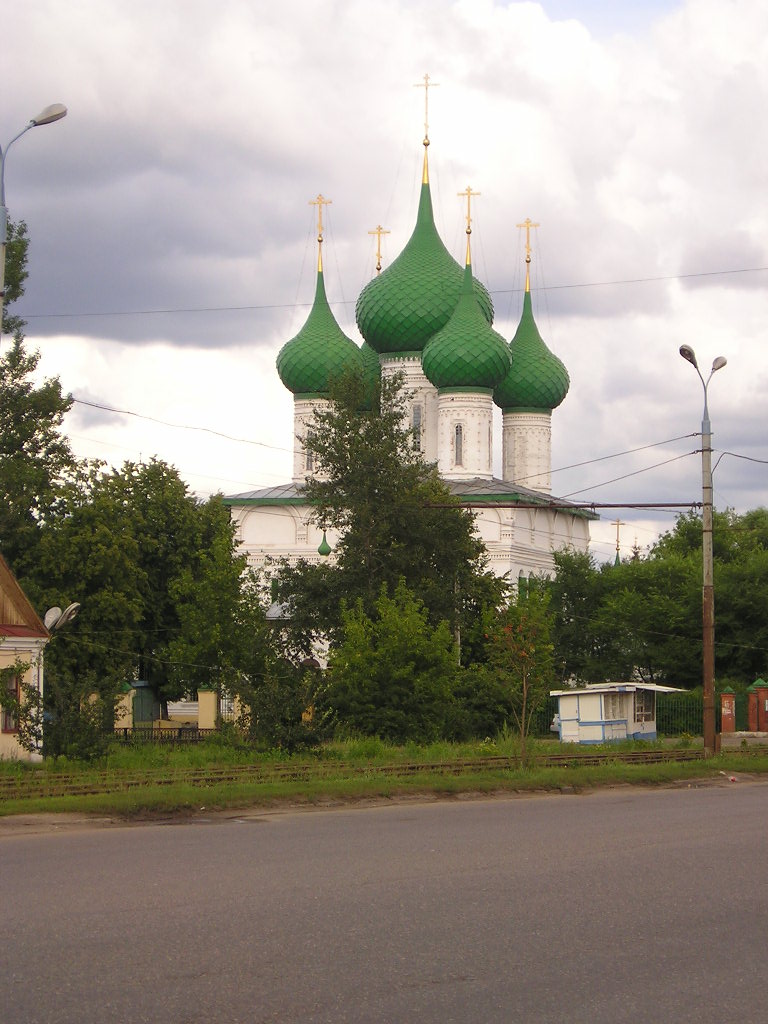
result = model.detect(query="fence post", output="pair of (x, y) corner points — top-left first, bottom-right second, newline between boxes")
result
(756, 680), (768, 732)
(747, 681), (760, 732)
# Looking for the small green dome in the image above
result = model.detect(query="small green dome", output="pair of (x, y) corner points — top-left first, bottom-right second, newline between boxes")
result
(276, 268), (363, 396)
(422, 262), (510, 389)
(494, 292), (569, 411)
(355, 180), (493, 355)
(359, 341), (381, 411)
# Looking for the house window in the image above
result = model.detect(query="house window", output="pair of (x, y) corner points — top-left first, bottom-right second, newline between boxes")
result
(635, 689), (655, 723)
(455, 424), (464, 466)
(1, 675), (20, 733)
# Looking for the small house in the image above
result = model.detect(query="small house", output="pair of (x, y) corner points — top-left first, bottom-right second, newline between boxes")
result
(0, 551), (49, 761)
(549, 682), (683, 744)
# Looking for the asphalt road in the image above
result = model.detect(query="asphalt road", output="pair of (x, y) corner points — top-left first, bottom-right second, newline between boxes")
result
(2, 782), (766, 1024)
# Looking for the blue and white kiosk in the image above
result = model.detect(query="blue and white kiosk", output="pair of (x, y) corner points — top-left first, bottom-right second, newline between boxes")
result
(549, 682), (683, 744)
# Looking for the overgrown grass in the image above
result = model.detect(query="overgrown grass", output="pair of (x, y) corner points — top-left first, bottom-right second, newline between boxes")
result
(1, 745), (767, 819)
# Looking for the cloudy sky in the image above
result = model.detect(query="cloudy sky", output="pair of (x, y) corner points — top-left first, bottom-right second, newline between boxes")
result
(3, 0), (766, 563)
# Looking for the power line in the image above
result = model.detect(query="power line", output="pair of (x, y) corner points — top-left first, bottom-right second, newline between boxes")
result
(72, 397), (293, 455)
(21, 265), (768, 320)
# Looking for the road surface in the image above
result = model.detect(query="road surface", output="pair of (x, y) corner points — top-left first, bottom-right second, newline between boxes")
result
(2, 782), (766, 1023)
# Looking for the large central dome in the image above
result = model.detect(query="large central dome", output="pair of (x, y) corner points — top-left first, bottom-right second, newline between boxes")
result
(356, 154), (493, 355)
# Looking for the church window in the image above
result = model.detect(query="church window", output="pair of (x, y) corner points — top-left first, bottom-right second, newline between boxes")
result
(412, 405), (422, 450)
(455, 424), (463, 466)
(305, 451), (314, 473)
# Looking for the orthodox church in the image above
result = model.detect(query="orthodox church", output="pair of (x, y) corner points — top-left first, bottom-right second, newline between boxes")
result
(224, 123), (593, 585)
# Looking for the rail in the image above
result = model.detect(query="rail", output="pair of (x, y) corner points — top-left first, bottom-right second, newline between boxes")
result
(0, 746), (736, 802)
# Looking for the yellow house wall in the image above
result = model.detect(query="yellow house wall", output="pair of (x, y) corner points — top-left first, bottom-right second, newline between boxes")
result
(197, 690), (219, 730)
(115, 691), (133, 729)
(0, 647), (43, 762)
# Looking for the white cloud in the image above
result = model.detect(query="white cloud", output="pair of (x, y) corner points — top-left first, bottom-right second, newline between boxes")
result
(3, 0), (766, 560)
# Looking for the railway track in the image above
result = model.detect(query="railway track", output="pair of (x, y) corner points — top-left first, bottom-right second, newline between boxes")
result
(0, 747), (720, 801)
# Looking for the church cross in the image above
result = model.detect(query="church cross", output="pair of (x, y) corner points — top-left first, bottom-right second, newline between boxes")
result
(516, 217), (540, 291)
(368, 224), (391, 275)
(458, 186), (481, 235)
(613, 518), (625, 560)
(414, 72), (439, 144)
(309, 193), (332, 241)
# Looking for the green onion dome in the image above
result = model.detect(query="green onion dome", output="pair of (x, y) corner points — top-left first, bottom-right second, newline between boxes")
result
(422, 261), (510, 390)
(359, 341), (381, 411)
(276, 267), (363, 396)
(355, 179), (493, 355)
(493, 291), (569, 411)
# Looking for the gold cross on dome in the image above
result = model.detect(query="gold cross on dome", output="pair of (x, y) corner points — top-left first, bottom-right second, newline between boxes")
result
(516, 217), (540, 260)
(516, 217), (540, 291)
(613, 518), (625, 556)
(458, 186), (481, 235)
(414, 72), (440, 144)
(368, 224), (391, 274)
(309, 193), (332, 242)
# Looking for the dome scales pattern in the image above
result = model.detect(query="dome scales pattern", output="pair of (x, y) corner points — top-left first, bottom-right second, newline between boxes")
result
(494, 292), (569, 411)
(356, 181), (493, 355)
(276, 269), (362, 396)
(422, 263), (510, 389)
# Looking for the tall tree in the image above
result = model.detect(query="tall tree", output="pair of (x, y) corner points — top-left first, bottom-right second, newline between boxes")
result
(276, 371), (506, 658)
(1, 219), (30, 340)
(0, 220), (80, 575)
(26, 459), (278, 756)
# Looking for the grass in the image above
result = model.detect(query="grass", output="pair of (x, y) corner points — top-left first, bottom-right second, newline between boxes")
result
(1, 738), (767, 819)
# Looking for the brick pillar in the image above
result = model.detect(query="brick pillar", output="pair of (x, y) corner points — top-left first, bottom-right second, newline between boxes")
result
(720, 689), (736, 734)
(748, 684), (759, 732)
(757, 683), (768, 732)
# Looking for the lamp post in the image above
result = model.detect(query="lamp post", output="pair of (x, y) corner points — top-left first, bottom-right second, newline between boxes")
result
(679, 344), (727, 757)
(0, 103), (67, 339)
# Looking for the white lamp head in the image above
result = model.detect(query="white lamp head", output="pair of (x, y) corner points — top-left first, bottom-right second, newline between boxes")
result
(31, 103), (67, 126)
(679, 344), (698, 369)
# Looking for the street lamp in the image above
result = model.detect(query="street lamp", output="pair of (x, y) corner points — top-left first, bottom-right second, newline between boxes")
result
(679, 344), (727, 757)
(0, 103), (67, 338)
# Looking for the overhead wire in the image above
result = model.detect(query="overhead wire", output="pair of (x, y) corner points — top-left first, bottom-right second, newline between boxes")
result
(19, 265), (768, 321)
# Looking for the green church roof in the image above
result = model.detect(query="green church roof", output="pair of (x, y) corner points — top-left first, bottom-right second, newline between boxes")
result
(276, 266), (363, 396)
(494, 291), (569, 411)
(422, 259), (510, 389)
(359, 341), (381, 411)
(355, 158), (493, 355)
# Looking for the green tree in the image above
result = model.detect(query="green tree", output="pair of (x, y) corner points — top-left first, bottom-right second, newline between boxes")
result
(551, 509), (768, 692)
(24, 459), (278, 756)
(1, 219), (81, 575)
(2, 219), (30, 340)
(484, 586), (554, 762)
(276, 371), (506, 658)
(325, 580), (458, 742)
(0, 338), (79, 576)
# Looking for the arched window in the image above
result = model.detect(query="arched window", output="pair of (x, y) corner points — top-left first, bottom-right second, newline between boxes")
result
(305, 450), (314, 473)
(455, 424), (463, 466)
(412, 405), (422, 450)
